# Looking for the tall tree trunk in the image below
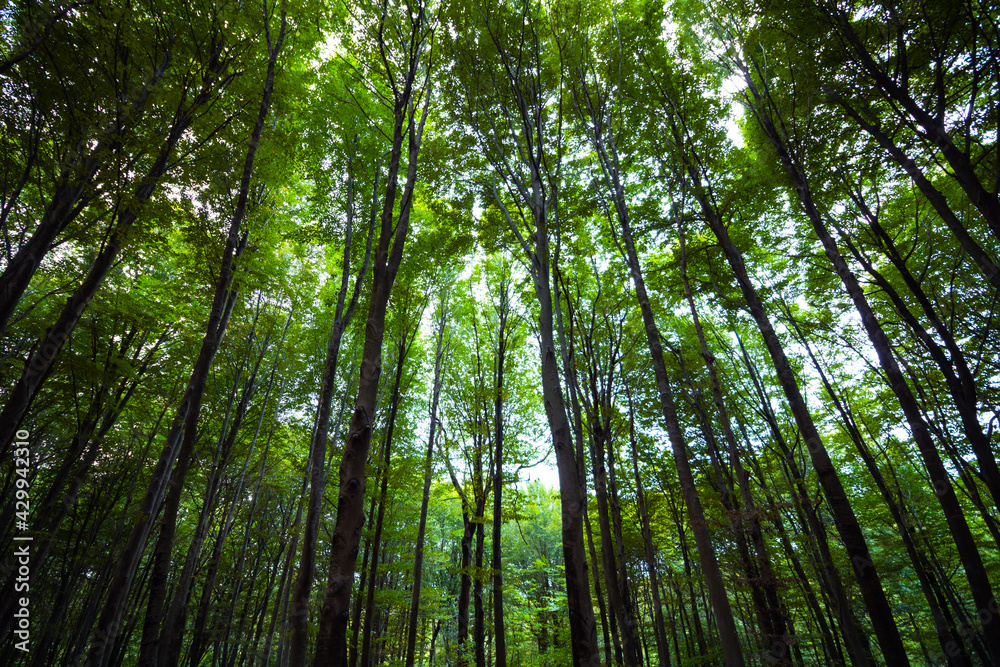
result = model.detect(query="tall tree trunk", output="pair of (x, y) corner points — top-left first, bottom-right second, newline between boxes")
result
(349, 495), (379, 667)
(788, 314), (974, 666)
(359, 339), (408, 667)
(312, 4), (431, 657)
(584, 503), (614, 665)
(736, 341), (868, 666)
(289, 154), (376, 667)
(605, 172), (744, 667)
(404, 292), (448, 667)
(156, 326), (269, 667)
(490, 277), (511, 667)
(590, 422), (640, 667)
(489, 168), (600, 666)
(477, 2), (600, 656)
(456, 512), (476, 666)
(625, 387), (670, 667)
(473, 517), (487, 667)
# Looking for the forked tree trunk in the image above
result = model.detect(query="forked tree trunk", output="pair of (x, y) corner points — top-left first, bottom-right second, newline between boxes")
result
(312, 4), (431, 658)
(476, 3), (600, 657)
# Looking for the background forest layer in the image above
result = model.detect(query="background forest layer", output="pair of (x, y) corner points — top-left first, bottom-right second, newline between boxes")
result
(1, 0), (999, 665)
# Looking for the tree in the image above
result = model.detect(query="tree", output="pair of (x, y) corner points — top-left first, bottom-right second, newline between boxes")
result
(312, 1), (435, 661)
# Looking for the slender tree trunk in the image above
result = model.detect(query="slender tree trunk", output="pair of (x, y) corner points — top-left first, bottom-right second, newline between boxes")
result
(489, 161), (600, 664)
(473, 518), (487, 667)
(491, 281), (510, 667)
(625, 387), (670, 667)
(590, 421), (641, 667)
(157, 332), (268, 667)
(570, 65), (744, 661)
(663, 485), (707, 659)
(737, 346), (868, 666)
(405, 293), (448, 667)
(265, 480), (308, 667)
(791, 319), (974, 666)
(219, 337), (286, 663)
(478, 3), (600, 655)
(584, 504), (614, 665)
(359, 340), (408, 667)
(289, 156), (375, 667)
(349, 495), (379, 667)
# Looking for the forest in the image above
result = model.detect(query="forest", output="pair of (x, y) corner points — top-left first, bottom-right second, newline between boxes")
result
(0, 0), (998, 665)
